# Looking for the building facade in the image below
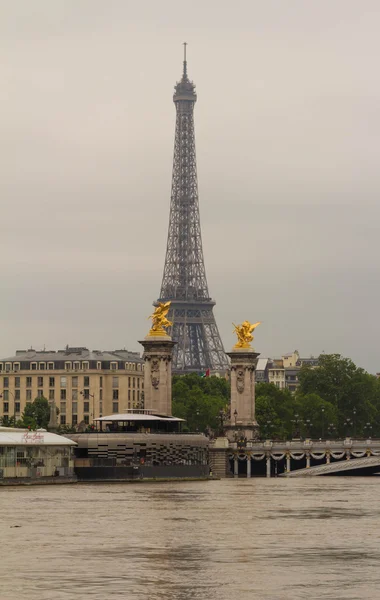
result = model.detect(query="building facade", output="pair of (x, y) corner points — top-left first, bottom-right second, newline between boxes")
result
(0, 347), (144, 427)
(267, 351), (319, 393)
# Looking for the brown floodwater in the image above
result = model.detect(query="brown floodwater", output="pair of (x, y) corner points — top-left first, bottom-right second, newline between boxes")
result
(1, 478), (379, 599)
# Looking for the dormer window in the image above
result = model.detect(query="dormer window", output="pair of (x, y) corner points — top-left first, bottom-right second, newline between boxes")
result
(110, 362), (118, 371)
(65, 362), (72, 371)
(39, 363), (46, 370)
(82, 362), (89, 370)
(13, 363), (20, 372)
(48, 362), (54, 370)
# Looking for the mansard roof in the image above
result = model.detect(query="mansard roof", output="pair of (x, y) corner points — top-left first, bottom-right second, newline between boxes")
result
(0, 347), (143, 363)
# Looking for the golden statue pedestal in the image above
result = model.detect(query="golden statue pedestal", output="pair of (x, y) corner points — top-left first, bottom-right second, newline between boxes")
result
(225, 347), (261, 442)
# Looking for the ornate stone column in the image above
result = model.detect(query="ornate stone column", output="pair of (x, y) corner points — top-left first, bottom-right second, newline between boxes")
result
(266, 454), (271, 478)
(234, 454), (239, 478)
(306, 452), (311, 468)
(225, 348), (260, 442)
(246, 454), (252, 478)
(139, 336), (176, 417)
(286, 452), (291, 473)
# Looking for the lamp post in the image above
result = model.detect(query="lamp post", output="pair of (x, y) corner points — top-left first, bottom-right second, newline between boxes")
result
(234, 409), (238, 426)
(327, 423), (336, 439)
(305, 419), (313, 439)
(352, 407), (357, 438)
(219, 409), (225, 436)
(80, 390), (95, 424)
(291, 413), (302, 439)
(265, 420), (274, 440)
(364, 422), (372, 439)
(344, 417), (352, 438)
(321, 407), (325, 439)
(195, 409), (200, 432)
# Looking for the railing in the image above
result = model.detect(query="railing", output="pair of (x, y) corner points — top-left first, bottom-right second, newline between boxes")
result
(82, 429), (205, 436)
(228, 438), (380, 451)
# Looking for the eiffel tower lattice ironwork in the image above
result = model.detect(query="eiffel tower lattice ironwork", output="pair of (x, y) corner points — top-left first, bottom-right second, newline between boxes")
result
(156, 45), (229, 374)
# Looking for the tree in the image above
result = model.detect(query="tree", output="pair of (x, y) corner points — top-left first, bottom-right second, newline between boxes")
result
(172, 374), (229, 432)
(21, 396), (51, 430)
(255, 383), (295, 439)
(298, 354), (380, 436)
(293, 393), (337, 439)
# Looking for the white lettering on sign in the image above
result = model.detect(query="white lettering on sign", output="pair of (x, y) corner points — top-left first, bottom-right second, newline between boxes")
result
(21, 432), (45, 444)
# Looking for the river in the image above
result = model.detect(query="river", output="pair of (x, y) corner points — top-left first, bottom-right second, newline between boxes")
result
(0, 478), (379, 599)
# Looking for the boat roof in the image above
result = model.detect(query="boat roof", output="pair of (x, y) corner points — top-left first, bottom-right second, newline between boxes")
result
(0, 427), (76, 446)
(95, 413), (185, 423)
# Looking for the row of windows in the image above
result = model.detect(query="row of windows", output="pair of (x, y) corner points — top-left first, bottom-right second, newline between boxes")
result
(1, 375), (142, 389)
(0, 361), (144, 372)
(1, 389), (140, 404)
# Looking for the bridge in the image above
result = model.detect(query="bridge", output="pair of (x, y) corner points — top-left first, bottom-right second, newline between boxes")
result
(280, 455), (380, 477)
(209, 437), (380, 478)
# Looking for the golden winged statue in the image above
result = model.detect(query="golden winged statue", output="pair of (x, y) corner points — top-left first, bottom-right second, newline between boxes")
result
(148, 302), (173, 336)
(232, 320), (261, 349)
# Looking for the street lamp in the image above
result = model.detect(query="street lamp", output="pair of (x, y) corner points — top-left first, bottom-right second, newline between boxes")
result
(305, 419), (313, 438)
(234, 409), (238, 426)
(219, 409), (225, 436)
(321, 407), (325, 439)
(327, 423), (337, 439)
(265, 420), (274, 440)
(196, 409), (200, 432)
(80, 390), (95, 424)
(352, 407), (357, 438)
(291, 413), (302, 439)
(344, 417), (352, 437)
(364, 422), (373, 439)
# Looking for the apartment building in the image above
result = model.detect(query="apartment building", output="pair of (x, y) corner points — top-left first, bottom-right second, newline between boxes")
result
(0, 347), (144, 426)
(267, 351), (319, 393)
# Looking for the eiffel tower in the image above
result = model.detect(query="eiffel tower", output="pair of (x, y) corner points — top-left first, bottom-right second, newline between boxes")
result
(156, 45), (229, 374)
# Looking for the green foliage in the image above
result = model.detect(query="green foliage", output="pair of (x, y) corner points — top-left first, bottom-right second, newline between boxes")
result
(0, 415), (24, 428)
(298, 354), (380, 437)
(56, 424), (77, 434)
(255, 384), (295, 439)
(172, 374), (229, 432)
(172, 355), (380, 439)
(20, 396), (51, 430)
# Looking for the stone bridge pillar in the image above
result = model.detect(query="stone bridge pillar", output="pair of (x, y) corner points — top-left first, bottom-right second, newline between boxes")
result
(225, 348), (260, 442)
(139, 335), (176, 416)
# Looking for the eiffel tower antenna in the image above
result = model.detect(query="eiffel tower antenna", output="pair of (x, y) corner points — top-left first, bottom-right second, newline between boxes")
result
(183, 42), (187, 77)
(156, 47), (229, 373)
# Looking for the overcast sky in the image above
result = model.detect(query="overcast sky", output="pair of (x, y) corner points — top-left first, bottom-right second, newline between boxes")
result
(1, 1), (379, 372)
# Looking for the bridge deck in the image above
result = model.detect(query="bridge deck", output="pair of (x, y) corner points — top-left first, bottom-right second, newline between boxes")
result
(280, 456), (380, 477)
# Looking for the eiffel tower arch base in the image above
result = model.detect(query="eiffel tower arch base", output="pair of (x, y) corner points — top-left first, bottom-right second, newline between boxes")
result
(165, 300), (229, 374)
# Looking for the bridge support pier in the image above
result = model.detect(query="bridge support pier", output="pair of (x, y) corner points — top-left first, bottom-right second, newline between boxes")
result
(286, 453), (291, 473)
(234, 455), (238, 477)
(306, 453), (311, 469)
(266, 455), (271, 478)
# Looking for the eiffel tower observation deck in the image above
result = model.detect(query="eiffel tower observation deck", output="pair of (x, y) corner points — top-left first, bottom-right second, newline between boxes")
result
(156, 45), (229, 374)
